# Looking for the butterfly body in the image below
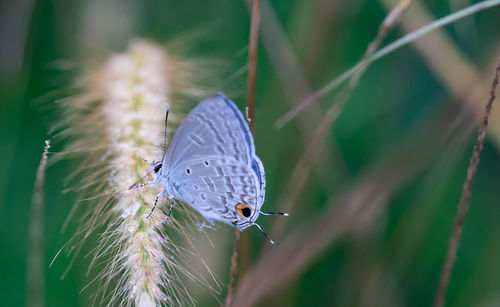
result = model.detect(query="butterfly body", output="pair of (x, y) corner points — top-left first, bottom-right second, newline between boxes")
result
(149, 94), (266, 231)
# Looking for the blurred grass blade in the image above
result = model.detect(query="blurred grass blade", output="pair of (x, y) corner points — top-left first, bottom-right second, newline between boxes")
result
(269, 0), (415, 242)
(275, 0), (500, 128)
(27, 140), (50, 307)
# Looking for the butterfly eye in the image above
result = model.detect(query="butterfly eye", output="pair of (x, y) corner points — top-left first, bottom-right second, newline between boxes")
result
(154, 163), (162, 173)
(236, 204), (252, 218)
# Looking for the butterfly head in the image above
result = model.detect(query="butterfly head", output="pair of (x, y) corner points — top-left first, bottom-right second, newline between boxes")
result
(150, 161), (163, 182)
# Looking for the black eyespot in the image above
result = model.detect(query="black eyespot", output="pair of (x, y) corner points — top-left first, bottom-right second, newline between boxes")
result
(154, 163), (162, 173)
(204, 161), (210, 166)
(186, 168), (191, 175)
(242, 207), (251, 218)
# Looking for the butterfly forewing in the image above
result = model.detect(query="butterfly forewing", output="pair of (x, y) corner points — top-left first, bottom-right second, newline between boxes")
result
(165, 95), (256, 166)
(162, 95), (266, 228)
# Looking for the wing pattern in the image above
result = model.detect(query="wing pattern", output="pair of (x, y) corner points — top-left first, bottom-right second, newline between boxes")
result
(163, 95), (265, 227)
(172, 156), (261, 224)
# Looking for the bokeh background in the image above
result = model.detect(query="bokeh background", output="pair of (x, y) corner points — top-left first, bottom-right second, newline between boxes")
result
(1, 0), (500, 306)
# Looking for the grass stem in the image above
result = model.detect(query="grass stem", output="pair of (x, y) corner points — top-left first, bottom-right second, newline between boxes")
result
(27, 140), (50, 307)
(433, 58), (500, 307)
(226, 0), (260, 305)
(275, 0), (500, 128)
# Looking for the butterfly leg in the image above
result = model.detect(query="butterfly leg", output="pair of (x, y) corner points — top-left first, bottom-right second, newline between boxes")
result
(129, 181), (154, 191)
(146, 190), (165, 219)
(197, 220), (215, 231)
(165, 198), (175, 225)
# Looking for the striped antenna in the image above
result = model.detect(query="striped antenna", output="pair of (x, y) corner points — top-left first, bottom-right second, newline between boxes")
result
(253, 223), (275, 244)
(260, 211), (289, 216)
(162, 110), (169, 159)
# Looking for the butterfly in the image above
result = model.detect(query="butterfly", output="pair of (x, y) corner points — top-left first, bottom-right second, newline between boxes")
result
(130, 94), (286, 243)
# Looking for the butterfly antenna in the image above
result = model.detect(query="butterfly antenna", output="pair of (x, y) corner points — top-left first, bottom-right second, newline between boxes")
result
(137, 155), (151, 164)
(128, 169), (154, 190)
(253, 223), (275, 244)
(260, 211), (289, 216)
(162, 110), (169, 159)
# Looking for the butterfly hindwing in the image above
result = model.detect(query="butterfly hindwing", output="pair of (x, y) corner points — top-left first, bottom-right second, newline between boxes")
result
(170, 155), (262, 225)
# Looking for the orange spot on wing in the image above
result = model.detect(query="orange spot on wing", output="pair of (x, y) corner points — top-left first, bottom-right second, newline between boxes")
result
(236, 203), (251, 218)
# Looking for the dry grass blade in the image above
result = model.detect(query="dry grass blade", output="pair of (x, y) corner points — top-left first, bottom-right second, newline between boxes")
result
(257, 0), (335, 195)
(270, 104), (341, 240)
(27, 140), (50, 307)
(275, 0), (500, 128)
(379, 0), (500, 148)
(363, 0), (416, 69)
(258, 0), (325, 138)
(433, 58), (500, 307)
(270, 0), (415, 241)
(225, 0), (260, 305)
(232, 102), (467, 306)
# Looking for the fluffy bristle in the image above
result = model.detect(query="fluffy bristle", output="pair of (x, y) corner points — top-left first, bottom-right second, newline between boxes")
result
(55, 40), (219, 306)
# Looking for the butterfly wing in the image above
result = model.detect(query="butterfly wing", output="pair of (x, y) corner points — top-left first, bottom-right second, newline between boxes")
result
(163, 95), (265, 227)
(170, 155), (262, 228)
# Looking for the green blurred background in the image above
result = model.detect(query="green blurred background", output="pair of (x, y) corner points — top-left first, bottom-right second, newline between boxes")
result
(1, 0), (500, 306)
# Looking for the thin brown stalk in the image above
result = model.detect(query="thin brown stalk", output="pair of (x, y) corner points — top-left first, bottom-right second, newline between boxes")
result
(433, 58), (500, 307)
(27, 140), (50, 307)
(365, 0), (416, 65)
(246, 0), (260, 133)
(270, 0), (415, 241)
(224, 230), (240, 306)
(225, 0), (260, 305)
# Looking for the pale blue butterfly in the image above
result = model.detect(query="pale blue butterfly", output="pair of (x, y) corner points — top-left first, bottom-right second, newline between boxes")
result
(130, 94), (286, 243)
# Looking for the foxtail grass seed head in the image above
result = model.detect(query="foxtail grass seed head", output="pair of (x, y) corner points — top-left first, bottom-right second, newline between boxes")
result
(56, 40), (218, 306)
